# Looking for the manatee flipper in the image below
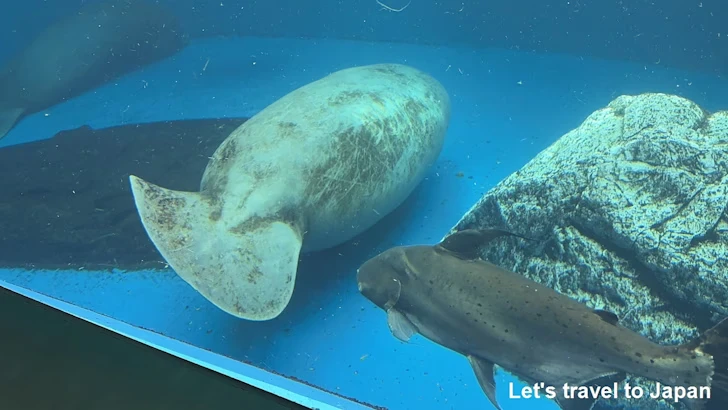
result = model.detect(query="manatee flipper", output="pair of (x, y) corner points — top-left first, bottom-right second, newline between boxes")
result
(0, 107), (25, 140)
(128, 175), (303, 321)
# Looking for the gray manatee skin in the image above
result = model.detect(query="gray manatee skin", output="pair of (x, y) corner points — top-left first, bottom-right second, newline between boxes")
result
(129, 63), (451, 321)
(0, 0), (188, 140)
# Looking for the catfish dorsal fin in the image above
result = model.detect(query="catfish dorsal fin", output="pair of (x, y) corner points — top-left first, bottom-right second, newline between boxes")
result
(437, 228), (532, 260)
(594, 309), (619, 325)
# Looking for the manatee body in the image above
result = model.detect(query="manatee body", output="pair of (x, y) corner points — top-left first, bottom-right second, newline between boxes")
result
(0, 0), (187, 140)
(129, 63), (451, 321)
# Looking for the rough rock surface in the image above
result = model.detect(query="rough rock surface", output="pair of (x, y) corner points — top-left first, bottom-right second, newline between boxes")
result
(447, 93), (728, 410)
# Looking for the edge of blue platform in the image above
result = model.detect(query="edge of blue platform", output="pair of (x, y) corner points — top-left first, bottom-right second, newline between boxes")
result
(0, 279), (374, 410)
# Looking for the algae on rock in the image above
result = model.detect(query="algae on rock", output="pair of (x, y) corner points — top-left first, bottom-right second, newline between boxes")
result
(447, 93), (728, 410)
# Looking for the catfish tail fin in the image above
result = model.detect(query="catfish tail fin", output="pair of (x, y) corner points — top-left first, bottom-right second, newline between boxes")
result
(695, 317), (728, 409)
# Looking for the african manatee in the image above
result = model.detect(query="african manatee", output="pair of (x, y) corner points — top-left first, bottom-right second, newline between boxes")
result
(129, 63), (451, 321)
(0, 0), (187, 140)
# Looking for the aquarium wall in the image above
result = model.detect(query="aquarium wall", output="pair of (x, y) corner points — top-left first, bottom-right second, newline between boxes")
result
(1, 1), (727, 410)
(2, 0), (726, 76)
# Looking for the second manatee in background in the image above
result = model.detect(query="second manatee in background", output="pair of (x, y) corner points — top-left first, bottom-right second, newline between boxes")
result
(129, 63), (451, 321)
(0, 0), (187, 140)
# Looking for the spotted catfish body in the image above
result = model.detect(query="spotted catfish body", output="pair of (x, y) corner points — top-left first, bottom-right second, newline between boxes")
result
(356, 229), (728, 410)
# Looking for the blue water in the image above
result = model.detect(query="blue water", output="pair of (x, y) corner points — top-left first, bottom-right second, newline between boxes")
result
(1, 36), (726, 409)
(4, 0), (726, 76)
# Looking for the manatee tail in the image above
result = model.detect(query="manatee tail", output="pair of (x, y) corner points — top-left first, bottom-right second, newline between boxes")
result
(128, 175), (303, 321)
(0, 107), (25, 140)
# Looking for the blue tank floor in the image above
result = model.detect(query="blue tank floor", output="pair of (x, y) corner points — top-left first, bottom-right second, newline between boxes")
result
(1, 36), (726, 410)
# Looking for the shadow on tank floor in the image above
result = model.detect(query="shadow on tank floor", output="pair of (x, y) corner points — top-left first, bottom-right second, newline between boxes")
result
(0, 117), (248, 271)
(0, 286), (307, 410)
